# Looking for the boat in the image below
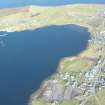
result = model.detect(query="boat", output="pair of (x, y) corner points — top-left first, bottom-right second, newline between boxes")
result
(0, 33), (8, 37)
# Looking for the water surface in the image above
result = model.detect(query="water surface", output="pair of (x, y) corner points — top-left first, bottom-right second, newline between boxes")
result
(0, 0), (105, 8)
(0, 25), (90, 105)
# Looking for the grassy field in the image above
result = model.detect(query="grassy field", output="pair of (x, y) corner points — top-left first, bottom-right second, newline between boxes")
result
(0, 4), (105, 32)
(86, 89), (105, 105)
(57, 39), (105, 79)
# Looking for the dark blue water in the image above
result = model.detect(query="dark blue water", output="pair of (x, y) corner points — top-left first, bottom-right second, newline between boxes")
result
(0, 25), (90, 105)
(0, 0), (105, 8)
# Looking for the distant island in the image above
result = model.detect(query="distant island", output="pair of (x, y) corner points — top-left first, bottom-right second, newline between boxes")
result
(0, 4), (105, 105)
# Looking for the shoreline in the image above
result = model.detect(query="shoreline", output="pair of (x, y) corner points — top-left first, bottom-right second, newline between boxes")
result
(28, 27), (93, 105)
(28, 25), (105, 105)
(27, 4), (105, 105)
(0, 4), (105, 105)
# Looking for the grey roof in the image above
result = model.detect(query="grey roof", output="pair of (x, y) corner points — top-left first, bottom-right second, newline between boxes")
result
(64, 85), (81, 100)
(52, 83), (64, 101)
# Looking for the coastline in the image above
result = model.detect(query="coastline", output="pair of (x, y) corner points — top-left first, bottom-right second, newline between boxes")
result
(27, 5), (105, 105)
(28, 24), (105, 105)
(0, 4), (105, 105)
(28, 22), (98, 104)
(28, 29), (91, 105)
